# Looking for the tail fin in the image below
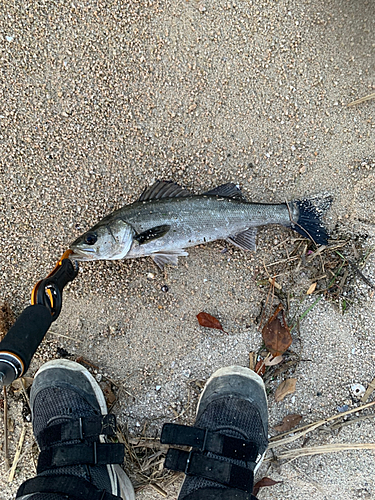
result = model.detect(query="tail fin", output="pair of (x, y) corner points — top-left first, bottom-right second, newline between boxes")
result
(289, 196), (332, 245)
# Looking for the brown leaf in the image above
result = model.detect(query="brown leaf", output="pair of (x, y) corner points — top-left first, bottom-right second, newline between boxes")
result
(253, 477), (283, 495)
(306, 282), (317, 295)
(273, 413), (303, 432)
(102, 383), (116, 406)
(275, 378), (297, 402)
(197, 312), (227, 334)
(262, 304), (292, 356)
(255, 359), (266, 376)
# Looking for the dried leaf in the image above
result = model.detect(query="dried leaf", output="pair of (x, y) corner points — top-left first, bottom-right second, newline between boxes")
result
(306, 282), (317, 295)
(273, 413), (303, 432)
(275, 378), (297, 402)
(262, 304), (292, 356)
(264, 355), (284, 366)
(102, 383), (116, 406)
(196, 312), (227, 334)
(255, 359), (266, 376)
(253, 477), (283, 495)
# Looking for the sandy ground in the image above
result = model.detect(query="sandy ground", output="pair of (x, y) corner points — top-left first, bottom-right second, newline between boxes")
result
(0, 0), (374, 498)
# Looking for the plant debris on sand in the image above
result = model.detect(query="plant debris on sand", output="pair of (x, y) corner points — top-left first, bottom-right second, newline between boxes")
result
(256, 236), (374, 315)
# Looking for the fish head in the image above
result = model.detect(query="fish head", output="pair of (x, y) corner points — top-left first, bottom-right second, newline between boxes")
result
(70, 218), (135, 261)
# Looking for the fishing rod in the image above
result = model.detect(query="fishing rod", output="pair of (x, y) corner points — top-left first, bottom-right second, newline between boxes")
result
(0, 250), (78, 386)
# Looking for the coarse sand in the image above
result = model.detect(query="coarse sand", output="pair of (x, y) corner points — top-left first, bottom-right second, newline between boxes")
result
(0, 0), (374, 498)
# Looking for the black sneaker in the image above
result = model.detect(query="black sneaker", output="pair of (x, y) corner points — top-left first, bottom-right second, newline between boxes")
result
(161, 366), (268, 500)
(16, 359), (135, 500)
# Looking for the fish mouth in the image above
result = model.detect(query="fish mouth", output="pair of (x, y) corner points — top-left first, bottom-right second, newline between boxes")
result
(69, 247), (99, 261)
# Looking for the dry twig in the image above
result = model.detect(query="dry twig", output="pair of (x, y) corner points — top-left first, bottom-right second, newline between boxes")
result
(8, 425), (27, 482)
(265, 443), (375, 462)
(347, 92), (375, 107)
(362, 377), (375, 404)
(269, 400), (375, 447)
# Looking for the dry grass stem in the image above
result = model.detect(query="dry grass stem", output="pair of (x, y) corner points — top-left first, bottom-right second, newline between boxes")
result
(150, 483), (168, 496)
(8, 425), (27, 482)
(306, 245), (327, 263)
(348, 260), (375, 289)
(249, 352), (256, 371)
(266, 443), (375, 462)
(268, 277), (282, 290)
(347, 92), (375, 107)
(269, 400), (375, 446)
(362, 377), (375, 403)
(128, 437), (169, 452)
(20, 378), (30, 410)
(117, 426), (174, 491)
(49, 330), (82, 342)
(265, 256), (299, 268)
(330, 414), (375, 431)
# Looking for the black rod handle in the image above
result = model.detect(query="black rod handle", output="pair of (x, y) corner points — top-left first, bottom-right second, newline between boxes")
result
(0, 305), (52, 385)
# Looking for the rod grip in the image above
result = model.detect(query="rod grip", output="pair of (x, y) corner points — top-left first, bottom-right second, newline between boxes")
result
(0, 304), (52, 376)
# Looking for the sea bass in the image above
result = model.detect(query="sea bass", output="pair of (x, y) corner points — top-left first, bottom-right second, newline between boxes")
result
(70, 181), (331, 269)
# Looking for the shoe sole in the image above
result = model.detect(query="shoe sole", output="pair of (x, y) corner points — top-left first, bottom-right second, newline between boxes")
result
(33, 359), (135, 500)
(196, 365), (268, 473)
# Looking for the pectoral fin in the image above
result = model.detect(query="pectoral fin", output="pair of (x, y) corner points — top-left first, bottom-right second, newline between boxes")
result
(134, 225), (171, 244)
(227, 228), (257, 251)
(151, 249), (189, 269)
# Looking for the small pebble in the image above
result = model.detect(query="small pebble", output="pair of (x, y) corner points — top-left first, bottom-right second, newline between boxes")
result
(337, 404), (349, 413)
(351, 383), (365, 397)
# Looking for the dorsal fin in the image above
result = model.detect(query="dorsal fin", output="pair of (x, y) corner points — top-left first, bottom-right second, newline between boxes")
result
(204, 183), (247, 200)
(138, 181), (192, 201)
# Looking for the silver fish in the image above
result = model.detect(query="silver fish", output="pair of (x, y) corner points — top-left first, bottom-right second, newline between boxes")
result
(70, 181), (331, 268)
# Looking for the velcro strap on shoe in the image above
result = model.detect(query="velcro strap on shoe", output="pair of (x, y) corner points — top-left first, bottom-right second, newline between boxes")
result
(38, 414), (117, 447)
(16, 474), (122, 500)
(161, 423), (259, 461)
(37, 442), (125, 473)
(164, 449), (254, 492)
(181, 487), (258, 500)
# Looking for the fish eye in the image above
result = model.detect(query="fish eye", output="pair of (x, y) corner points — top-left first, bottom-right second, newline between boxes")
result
(84, 232), (97, 245)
